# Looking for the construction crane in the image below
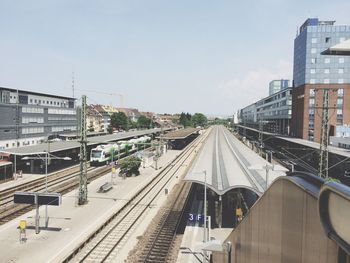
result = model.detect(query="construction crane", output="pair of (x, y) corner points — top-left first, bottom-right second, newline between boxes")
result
(77, 89), (125, 108)
(109, 92), (124, 108)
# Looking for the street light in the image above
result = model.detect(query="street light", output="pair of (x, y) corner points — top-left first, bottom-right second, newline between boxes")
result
(187, 170), (208, 243)
(226, 241), (232, 263)
(203, 170), (207, 243)
(249, 163), (288, 190)
(22, 153), (71, 229)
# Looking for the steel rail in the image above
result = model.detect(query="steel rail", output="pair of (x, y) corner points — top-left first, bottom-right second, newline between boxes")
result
(64, 130), (209, 263)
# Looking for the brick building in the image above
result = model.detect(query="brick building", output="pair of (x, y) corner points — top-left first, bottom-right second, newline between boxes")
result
(291, 18), (350, 142)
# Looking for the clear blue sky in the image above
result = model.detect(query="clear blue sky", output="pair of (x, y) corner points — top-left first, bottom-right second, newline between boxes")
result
(1, 0), (350, 115)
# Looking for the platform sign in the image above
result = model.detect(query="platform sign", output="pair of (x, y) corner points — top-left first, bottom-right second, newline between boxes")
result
(19, 220), (27, 230)
(14, 192), (36, 205)
(37, 193), (61, 206)
(14, 192), (61, 206)
(188, 213), (204, 223)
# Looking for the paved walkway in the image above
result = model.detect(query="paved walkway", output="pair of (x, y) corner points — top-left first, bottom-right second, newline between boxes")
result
(0, 150), (181, 263)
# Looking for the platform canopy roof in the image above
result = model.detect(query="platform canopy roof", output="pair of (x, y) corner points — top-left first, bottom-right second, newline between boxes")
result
(236, 124), (350, 159)
(184, 126), (286, 196)
(160, 128), (201, 140)
(0, 128), (172, 156)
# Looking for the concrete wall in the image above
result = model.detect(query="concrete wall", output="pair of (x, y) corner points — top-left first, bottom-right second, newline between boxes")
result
(213, 178), (338, 263)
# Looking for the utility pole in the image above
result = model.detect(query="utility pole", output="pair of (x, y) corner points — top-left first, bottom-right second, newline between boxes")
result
(318, 89), (329, 179)
(258, 117), (263, 156)
(243, 117), (247, 138)
(14, 88), (19, 179)
(78, 95), (88, 205)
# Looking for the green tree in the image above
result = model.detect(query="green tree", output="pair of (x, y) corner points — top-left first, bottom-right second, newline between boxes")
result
(137, 115), (152, 128)
(179, 112), (192, 127)
(107, 125), (113, 134)
(191, 113), (207, 127)
(110, 112), (128, 131)
(119, 156), (141, 177)
(128, 120), (138, 129)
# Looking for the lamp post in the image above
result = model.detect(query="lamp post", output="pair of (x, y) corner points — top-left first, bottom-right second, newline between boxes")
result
(249, 164), (288, 190)
(226, 241), (232, 263)
(203, 170), (207, 243)
(22, 154), (71, 229)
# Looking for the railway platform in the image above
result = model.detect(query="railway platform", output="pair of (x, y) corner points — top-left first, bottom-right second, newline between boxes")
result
(177, 125), (287, 261)
(0, 149), (181, 263)
(0, 173), (46, 192)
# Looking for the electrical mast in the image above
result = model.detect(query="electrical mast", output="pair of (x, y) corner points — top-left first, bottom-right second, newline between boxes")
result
(258, 117), (264, 156)
(318, 89), (329, 179)
(78, 95), (88, 205)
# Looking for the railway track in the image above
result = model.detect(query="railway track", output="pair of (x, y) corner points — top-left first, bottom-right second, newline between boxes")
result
(0, 144), (155, 224)
(0, 164), (83, 206)
(0, 166), (108, 224)
(135, 182), (192, 263)
(63, 129), (210, 263)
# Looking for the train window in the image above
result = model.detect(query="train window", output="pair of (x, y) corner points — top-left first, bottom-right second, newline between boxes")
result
(91, 151), (101, 158)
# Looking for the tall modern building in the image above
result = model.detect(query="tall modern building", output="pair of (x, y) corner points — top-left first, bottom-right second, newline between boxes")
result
(0, 87), (77, 149)
(240, 87), (292, 135)
(291, 18), (350, 142)
(269, 79), (290, 95)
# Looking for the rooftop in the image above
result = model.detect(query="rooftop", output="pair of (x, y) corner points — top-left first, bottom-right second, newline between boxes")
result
(160, 128), (200, 140)
(0, 128), (172, 156)
(0, 87), (75, 100)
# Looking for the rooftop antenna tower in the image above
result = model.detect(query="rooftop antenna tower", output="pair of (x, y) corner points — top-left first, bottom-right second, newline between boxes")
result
(72, 71), (75, 98)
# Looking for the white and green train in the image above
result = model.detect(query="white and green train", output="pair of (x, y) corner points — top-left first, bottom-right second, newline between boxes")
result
(90, 136), (151, 166)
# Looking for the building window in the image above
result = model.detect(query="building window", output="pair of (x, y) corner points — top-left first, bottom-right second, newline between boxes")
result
(337, 98), (343, 107)
(311, 38), (317, 44)
(338, 68), (344, 74)
(311, 58), (317, 64)
(311, 48), (317, 54)
(6, 144), (8, 148)
(325, 58), (330, 64)
(22, 106), (44, 113)
(310, 69), (316, 74)
(339, 58), (345, 63)
(310, 79), (316, 84)
(340, 37), (346, 43)
(338, 89), (344, 97)
(324, 79), (330, 84)
(325, 37), (331, 43)
(30, 99), (33, 103)
(337, 109), (343, 118)
(338, 79), (344, 84)
(324, 69), (330, 74)
(309, 98), (315, 107)
(22, 117), (44, 124)
(48, 108), (76, 115)
(22, 127), (44, 134)
(309, 108), (315, 117)
(309, 89), (315, 97)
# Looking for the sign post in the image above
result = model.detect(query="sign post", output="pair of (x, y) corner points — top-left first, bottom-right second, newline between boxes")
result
(14, 192), (62, 234)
